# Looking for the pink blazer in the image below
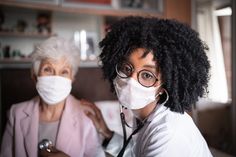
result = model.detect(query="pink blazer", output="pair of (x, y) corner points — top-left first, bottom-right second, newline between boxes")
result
(0, 95), (105, 157)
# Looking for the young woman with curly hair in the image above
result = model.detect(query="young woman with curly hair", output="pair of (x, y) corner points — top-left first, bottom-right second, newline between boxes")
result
(81, 16), (213, 157)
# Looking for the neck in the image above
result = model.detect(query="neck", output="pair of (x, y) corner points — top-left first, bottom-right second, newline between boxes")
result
(39, 100), (65, 122)
(132, 100), (158, 121)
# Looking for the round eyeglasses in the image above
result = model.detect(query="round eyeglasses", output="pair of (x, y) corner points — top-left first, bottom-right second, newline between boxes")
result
(115, 62), (158, 87)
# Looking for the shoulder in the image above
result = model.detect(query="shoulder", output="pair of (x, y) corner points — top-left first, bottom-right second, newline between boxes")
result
(66, 95), (94, 125)
(8, 97), (39, 117)
(150, 105), (194, 131)
(149, 108), (196, 141)
(141, 107), (207, 156)
(66, 95), (86, 115)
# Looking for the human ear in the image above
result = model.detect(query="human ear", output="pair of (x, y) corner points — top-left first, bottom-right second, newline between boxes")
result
(155, 82), (164, 96)
(71, 76), (75, 83)
(31, 69), (37, 83)
(31, 74), (37, 85)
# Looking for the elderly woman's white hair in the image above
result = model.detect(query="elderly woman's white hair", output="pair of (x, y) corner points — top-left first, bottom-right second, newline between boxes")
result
(31, 36), (80, 77)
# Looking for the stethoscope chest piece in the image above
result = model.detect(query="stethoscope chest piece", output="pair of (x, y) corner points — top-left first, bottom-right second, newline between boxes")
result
(38, 139), (53, 152)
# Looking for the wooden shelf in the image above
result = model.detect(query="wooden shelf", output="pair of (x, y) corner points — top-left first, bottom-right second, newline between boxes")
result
(0, 0), (164, 18)
(0, 58), (31, 63)
(0, 31), (55, 38)
(0, 58), (99, 68)
(0, 58), (32, 69)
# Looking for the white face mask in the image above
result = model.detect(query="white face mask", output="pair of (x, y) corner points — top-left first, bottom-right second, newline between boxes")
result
(36, 76), (72, 105)
(113, 77), (161, 110)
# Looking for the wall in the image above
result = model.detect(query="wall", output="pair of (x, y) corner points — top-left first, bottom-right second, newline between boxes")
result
(232, 0), (236, 155)
(165, 0), (191, 25)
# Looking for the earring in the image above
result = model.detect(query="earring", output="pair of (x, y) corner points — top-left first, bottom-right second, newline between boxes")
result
(156, 92), (162, 97)
(162, 88), (169, 104)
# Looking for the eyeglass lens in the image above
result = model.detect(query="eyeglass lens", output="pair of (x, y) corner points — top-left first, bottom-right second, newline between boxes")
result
(116, 62), (133, 78)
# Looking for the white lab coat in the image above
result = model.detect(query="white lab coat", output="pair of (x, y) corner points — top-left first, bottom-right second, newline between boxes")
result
(104, 104), (213, 157)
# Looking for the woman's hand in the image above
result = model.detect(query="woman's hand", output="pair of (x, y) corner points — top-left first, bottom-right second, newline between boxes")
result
(80, 99), (113, 139)
(39, 147), (70, 157)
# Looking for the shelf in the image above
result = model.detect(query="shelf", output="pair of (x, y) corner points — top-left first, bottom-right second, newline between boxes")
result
(0, 58), (31, 63)
(0, 31), (55, 38)
(0, 58), (32, 69)
(0, 0), (164, 18)
(0, 58), (99, 69)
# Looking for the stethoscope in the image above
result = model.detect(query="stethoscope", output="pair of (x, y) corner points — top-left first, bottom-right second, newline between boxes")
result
(117, 89), (169, 157)
(117, 106), (146, 157)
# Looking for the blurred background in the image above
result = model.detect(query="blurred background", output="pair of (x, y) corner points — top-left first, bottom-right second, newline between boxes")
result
(0, 0), (235, 156)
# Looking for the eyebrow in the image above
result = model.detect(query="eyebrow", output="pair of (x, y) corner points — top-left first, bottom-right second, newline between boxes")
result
(62, 66), (71, 70)
(41, 59), (53, 65)
(41, 62), (52, 67)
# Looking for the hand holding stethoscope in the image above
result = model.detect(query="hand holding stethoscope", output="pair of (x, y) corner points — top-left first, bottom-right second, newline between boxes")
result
(38, 139), (70, 157)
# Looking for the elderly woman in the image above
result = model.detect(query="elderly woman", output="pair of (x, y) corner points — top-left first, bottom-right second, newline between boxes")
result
(0, 37), (105, 157)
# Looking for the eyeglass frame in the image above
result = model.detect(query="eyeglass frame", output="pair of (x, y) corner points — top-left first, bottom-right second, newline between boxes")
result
(115, 62), (159, 87)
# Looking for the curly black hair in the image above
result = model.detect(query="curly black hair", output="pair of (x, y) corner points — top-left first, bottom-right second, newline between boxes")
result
(99, 16), (210, 113)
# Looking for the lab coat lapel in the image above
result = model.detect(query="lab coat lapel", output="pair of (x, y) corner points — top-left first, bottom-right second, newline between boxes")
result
(21, 97), (40, 157)
(56, 97), (77, 152)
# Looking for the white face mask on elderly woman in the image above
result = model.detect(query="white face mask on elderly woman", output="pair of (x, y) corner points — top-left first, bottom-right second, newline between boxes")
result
(36, 76), (72, 105)
(114, 77), (161, 110)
